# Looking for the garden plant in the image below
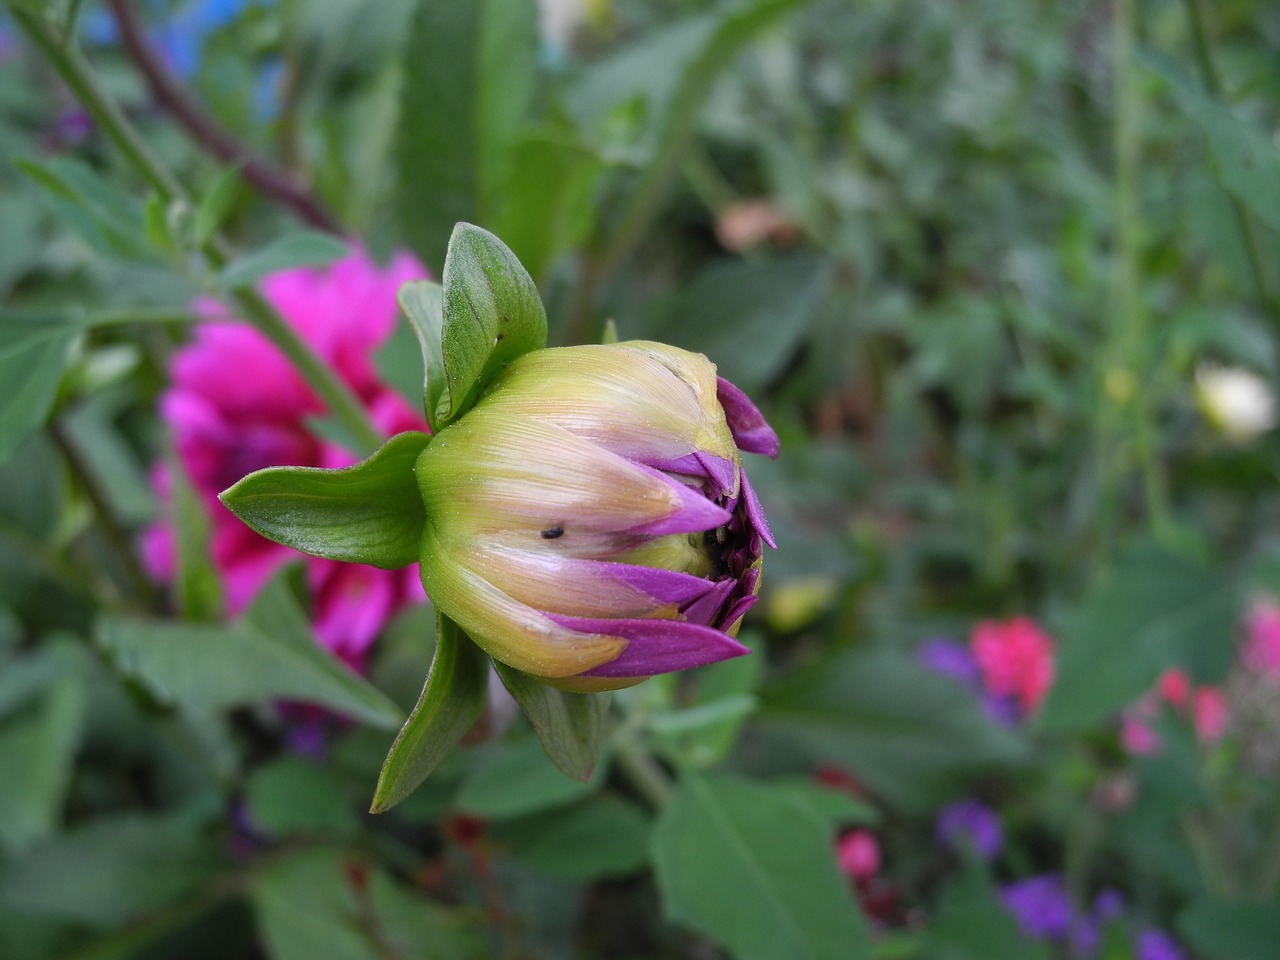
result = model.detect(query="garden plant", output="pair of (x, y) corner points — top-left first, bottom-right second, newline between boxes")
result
(0, 1), (1279, 958)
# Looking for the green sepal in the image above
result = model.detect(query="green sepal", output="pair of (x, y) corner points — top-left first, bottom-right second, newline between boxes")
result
(493, 660), (608, 782)
(370, 615), (490, 813)
(437, 222), (547, 425)
(219, 431), (430, 569)
(396, 280), (447, 432)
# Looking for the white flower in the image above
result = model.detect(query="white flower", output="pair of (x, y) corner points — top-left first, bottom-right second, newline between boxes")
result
(1196, 364), (1277, 442)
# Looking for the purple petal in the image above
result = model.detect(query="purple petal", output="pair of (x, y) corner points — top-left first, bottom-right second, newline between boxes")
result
(720, 593), (758, 630)
(739, 468), (776, 549)
(696, 450), (738, 496)
(626, 466), (732, 536)
(645, 451), (738, 496)
(918, 639), (982, 689)
(717, 376), (779, 458)
(681, 577), (737, 625)
(598, 560), (719, 607)
(547, 614), (750, 677)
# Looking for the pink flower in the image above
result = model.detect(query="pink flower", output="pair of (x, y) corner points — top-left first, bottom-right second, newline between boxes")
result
(1156, 668), (1191, 709)
(1120, 713), (1161, 756)
(1244, 600), (1280, 679)
(1191, 686), (1229, 744)
(145, 250), (429, 668)
(836, 829), (880, 883)
(969, 617), (1056, 714)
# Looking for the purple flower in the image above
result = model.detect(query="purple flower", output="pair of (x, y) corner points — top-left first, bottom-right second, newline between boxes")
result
(1136, 929), (1184, 960)
(414, 342), (778, 691)
(1002, 875), (1074, 941)
(918, 639), (982, 689)
(0, 16), (17, 63)
(1092, 889), (1125, 922)
(935, 799), (1003, 861)
(982, 691), (1023, 726)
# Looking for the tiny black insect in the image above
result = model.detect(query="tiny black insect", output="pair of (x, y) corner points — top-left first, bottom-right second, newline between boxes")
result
(540, 524), (565, 539)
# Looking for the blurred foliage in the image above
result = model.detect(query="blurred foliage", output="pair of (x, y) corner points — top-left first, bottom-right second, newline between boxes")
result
(1, 0), (1280, 957)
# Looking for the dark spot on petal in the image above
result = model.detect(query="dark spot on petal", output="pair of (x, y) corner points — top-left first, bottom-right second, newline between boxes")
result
(541, 524), (565, 539)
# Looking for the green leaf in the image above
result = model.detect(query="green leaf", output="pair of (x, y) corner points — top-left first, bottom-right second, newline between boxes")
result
(395, 0), (538, 265)
(220, 430), (430, 569)
(1178, 899), (1280, 960)
(651, 775), (871, 960)
(395, 280), (446, 430)
(0, 647), (72, 720)
(1145, 53), (1280, 230)
(493, 659), (607, 782)
(97, 575), (403, 729)
(0, 658), (85, 854)
(143, 193), (175, 253)
(194, 166), (242, 247)
(489, 796), (650, 881)
(245, 757), (359, 838)
(170, 455), (222, 621)
(220, 231), (350, 289)
(492, 133), (606, 284)
(647, 254), (833, 393)
(253, 847), (481, 960)
(757, 648), (1029, 812)
(370, 616), (490, 813)
(0, 313), (80, 465)
(773, 779), (880, 829)
(15, 156), (151, 260)
(455, 733), (603, 819)
(0, 814), (218, 928)
(438, 223), (547, 424)
(1038, 542), (1238, 733)
(570, 0), (814, 263)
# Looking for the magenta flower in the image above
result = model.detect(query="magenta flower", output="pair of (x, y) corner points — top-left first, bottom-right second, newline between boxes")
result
(413, 341), (777, 691)
(144, 250), (429, 667)
(835, 829), (880, 882)
(1244, 599), (1280, 678)
(970, 617), (1056, 714)
(1191, 685), (1228, 744)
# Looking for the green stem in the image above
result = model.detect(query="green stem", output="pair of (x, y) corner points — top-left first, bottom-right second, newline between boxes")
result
(50, 416), (161, 612)
(1111, 0), (1173, 537)
(613, 740), (673, 809)
(85, 307), (197, 328)
(11, 8), (382, 455)
(1182, 0), (1279, 325)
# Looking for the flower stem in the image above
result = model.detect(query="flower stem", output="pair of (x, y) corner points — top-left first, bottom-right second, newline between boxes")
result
(11, 8), (383, 456)
(613, 740), (673, 809)
(1100, 0), (1173, 540)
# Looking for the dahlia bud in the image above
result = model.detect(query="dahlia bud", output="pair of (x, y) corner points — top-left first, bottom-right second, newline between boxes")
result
(415, 340), (777, 691)
(218, 222), (780, 806)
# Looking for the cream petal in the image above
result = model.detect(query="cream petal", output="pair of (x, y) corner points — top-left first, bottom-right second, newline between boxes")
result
(418, 408), (710, 537)
(419, 526), (625, 678)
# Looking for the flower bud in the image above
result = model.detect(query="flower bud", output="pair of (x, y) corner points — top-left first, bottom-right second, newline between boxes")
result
(414, 340), (778, 691)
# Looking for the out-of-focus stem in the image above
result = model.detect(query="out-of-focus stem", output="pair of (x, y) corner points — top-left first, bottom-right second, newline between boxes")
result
(614, 739), (673, 809)
(1110, 0), (1172, 536)
(102, 0), (340, 233)
(49, 417), (161, 612)
(1182, 0), (1278, 326)
(11, 8), (382, 455)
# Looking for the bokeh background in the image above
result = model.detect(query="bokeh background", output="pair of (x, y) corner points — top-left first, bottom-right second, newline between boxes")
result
(1, 0), (1280, 957)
